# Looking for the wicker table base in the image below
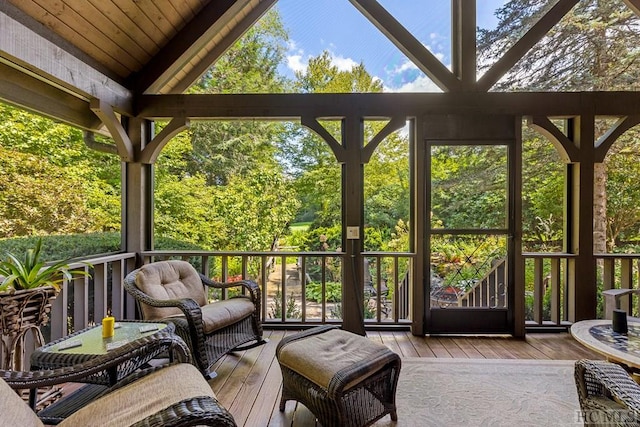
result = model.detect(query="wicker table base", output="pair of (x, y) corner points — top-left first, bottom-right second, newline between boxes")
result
(276, 325), (401, 427)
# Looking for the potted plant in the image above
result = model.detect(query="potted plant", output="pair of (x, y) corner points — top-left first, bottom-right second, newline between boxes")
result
(0, 238), (90, 370)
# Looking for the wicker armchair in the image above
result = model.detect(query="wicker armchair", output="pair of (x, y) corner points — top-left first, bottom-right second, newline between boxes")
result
(1, 335), (236, 426)
(124, 260), (265, 378)
(574, 359), (640, 426)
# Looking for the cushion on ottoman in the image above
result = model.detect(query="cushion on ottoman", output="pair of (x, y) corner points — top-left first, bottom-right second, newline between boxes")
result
(278, 328), (395, 391)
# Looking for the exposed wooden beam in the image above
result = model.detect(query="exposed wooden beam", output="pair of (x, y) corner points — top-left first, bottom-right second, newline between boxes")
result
(90, 99), (134, 162)
(594, 115), (640, 162)
(131, 0), (254, 94)
(136, 92), (640, 119)
(452, 0), (477, 90)
(168, 0), (277, 94)
(477, 0), (579, 92)
(0, 62), (102, 130)
(526, 116), (578, 162)
(623, 0), (640, 16)
(140, 118), (190, 164)
(0, 4), (133, 114)
(349, 0), (461, 92)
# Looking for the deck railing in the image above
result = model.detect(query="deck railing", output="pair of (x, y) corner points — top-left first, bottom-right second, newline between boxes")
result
(39, 250), (640, 347)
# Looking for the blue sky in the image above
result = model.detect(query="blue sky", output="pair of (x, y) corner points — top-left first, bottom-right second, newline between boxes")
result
(274, 0), (506, 92)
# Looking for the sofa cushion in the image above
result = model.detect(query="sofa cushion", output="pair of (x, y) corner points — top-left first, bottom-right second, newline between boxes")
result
(0, 377), (44, 427)
(200, 297), (255, 333)
(60, 363), (216, 427)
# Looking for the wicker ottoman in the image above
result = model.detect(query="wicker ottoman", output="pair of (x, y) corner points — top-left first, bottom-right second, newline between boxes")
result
(276, 325), (401, 427)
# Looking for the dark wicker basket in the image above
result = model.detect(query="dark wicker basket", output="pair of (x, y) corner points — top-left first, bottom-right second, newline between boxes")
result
(0, 286), (58, 370)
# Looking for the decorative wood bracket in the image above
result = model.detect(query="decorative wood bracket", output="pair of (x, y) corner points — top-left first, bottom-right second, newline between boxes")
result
(526, 116), (579, 163)
(140, 118), (190, 164)
(361, 116), (406, 163)
(595, 115), (640, 162)
(90, 99), (134, 162)
(301, 116), (346, 163)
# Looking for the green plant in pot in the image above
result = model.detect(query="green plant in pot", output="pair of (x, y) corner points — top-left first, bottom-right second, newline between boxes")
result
(0, 238), (90, 293)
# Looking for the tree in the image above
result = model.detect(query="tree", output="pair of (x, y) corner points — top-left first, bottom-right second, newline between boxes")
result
(478, 1), (640, 252)
(154, 10), (299, 251)
(0, 103), (121, 236)
(284, 51), (411, 245)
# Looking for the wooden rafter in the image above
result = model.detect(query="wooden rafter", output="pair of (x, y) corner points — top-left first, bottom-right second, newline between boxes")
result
(140, 118), (190, 164)
(0, 4), (132, 114)
(349, 0), (461, 92)
(477, 0), (579, 92)
(594, 115), (640, 162)
(168, 0), (277, 94)
(131, 0), (253, 94)
(90, 99), (134, 162)
(452, 0), (476, 89)
(526, 116), (578, 162)
(623, 0), (640, 16)
(0, 62), (102, 130)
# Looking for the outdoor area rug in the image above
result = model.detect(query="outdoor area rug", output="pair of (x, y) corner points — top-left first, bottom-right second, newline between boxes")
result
(372, 358), (582, 427)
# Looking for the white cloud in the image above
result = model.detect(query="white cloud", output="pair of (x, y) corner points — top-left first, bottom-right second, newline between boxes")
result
(395, 75), (443, 93)
(287, 55), (307, 73)
(330, 54), (358, 71)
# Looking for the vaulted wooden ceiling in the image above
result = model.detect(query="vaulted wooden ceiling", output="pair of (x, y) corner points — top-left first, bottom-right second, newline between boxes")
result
(0, 0), (274, 129)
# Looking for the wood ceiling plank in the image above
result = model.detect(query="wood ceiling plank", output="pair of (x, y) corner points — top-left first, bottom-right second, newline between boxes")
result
(167, 0), (276, 94)
(127, 0), (179, 39)
(27, 0), (141, 72)
(132, 0), (255, 93)
(10, 0), (132, 77)
(63, 0), (150, 68)
(110, 0), (170, 45)
(86, 0), (159, 54)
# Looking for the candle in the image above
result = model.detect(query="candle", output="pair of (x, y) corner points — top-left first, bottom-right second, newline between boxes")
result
(102, 316), (115, 338)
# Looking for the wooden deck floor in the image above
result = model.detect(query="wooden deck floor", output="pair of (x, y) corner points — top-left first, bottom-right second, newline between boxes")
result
(207, 329), (603, 427)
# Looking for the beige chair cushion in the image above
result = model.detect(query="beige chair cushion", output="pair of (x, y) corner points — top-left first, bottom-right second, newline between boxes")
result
(61, 363), (216, 427)
(200, 297), (255, 333)
(135, 260), (207, 319)
(278, 329), (389, 391)
(0, 377), (45, 427)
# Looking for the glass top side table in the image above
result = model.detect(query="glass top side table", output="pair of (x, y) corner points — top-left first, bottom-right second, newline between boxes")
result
(30, 321), (180, 386)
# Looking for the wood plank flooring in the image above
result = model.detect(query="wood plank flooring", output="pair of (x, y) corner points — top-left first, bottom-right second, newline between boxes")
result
(207, 329), (603, 427)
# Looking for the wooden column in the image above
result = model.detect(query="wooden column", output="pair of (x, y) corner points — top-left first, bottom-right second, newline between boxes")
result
(567, 116), (597, 321)
(341, 116), (366, 336)
(122, 118), (153, 256)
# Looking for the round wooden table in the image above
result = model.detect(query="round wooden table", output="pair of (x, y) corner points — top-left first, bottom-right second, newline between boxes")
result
(571, 319), (640, 369)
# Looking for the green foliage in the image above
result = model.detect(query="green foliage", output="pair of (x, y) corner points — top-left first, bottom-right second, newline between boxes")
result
(0, 238), (90, 292)
(269, 290), (301, 319)
(305, 281), (342, 303)
(0, 148), (97, 237)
